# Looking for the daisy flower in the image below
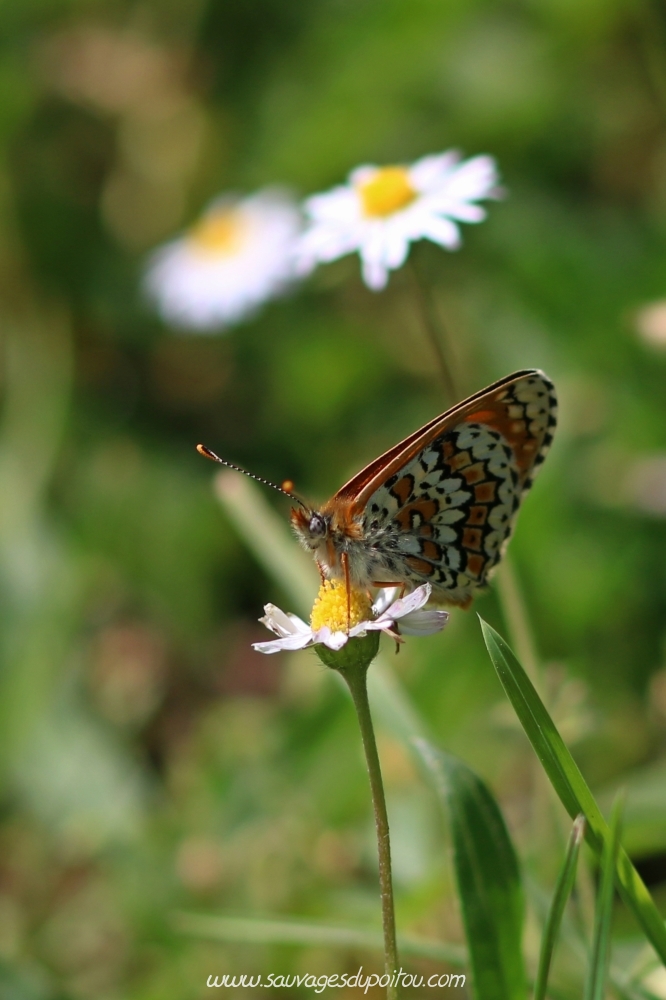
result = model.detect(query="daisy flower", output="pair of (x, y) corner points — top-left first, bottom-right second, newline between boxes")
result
(295, 151), (501, 291)
(635, 300), (666, 349)
(253, 582), (448, 655)
(144, 189), (301, 331)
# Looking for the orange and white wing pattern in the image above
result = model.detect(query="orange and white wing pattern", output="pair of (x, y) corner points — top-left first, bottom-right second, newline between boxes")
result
(352, 370), (557, 607)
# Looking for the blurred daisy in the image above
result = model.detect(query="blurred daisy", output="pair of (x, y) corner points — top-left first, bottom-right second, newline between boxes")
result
(144, 189), (301, 331)
(295, 151), (501, 291)
(253, 582), (449, 654)
(634, 300), (666, 349)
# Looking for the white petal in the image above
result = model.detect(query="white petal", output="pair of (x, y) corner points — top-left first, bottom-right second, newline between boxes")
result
(259, 604), (310, 638)
(366, 583), (448, 637)
(348, 164), (379, 185)
(359, 224), (391, 290)
(398, 609), (450, 636)
(304, 187), (360, 224)
(363, 619), (393, 633)
(409, 150), (461, 191)
(253, 632), (315, 653)
(424, 196), (486, 223)
(441, 155), (499, 203)
(361, 257), (389, 290)
(363, 620), (401, 637)
(295, 224), (360, 265)
(313, 626), (349, 650)
(372, 588), (400, 616)
(385, 583), (433, 619)
(381, 224), (411, 270)
(348, 621), (372, 638)
(419, 214), (461, 250)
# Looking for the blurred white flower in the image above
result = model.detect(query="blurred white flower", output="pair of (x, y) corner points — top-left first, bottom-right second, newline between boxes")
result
(295, 151), (501, 291)
(634, 300), (666, 349)
(253, 582), (449, 654)
(144, 189), (301, 331)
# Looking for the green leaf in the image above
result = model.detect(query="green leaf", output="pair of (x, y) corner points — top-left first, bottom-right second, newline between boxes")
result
(479, 618), (666, 965)
(585, 796), (624, 1000)
(534, 814), (586, 1000)
(414, 739), (527, 1000)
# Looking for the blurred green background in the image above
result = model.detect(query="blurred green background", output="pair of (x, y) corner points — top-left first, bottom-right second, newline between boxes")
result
(2, 0), (666, 997)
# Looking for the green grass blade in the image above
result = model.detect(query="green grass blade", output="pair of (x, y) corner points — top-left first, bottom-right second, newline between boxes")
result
(534, 815), (586, 1000)
(172, 911), (467, 966)
(479, 618), (666, 965)
(585, 796), (624, 1000)
(414, 739), (527, 1000)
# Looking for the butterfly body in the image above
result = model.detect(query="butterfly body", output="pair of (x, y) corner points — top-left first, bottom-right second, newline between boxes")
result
(291, 370), (557, 608)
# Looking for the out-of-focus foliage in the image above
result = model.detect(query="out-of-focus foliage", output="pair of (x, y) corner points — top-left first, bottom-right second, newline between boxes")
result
(1, 0), (666, 997)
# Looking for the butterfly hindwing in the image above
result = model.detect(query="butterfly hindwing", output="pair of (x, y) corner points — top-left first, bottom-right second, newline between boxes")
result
(357, 371), (557, 606)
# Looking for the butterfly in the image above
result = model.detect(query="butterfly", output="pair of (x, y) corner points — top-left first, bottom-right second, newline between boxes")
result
(198, 369), (557, 609)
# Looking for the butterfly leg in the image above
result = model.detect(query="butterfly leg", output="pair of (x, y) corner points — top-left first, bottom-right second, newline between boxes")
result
(316, 560), (327, 584)
(341, 551), (351, 633)
(383, 624), (404, 652)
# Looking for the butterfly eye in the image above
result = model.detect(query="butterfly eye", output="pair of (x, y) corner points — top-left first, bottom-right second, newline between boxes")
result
(309, 513), (327, 538)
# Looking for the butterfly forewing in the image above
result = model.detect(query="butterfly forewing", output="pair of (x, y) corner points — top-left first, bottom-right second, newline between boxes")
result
(346, 370), (557, 607)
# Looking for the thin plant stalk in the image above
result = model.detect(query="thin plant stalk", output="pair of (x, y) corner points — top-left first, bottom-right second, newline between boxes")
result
(342, 663), (399, 998)
(636, 2), (666, 124)
(534, 814), (586, 1000)
(406, 258), (458, 405)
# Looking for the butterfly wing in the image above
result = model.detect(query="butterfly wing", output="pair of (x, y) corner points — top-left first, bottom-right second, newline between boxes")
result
(336, 370), (557, 607)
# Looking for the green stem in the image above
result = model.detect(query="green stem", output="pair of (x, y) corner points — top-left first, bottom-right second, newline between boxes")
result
(341, 664), (399, 999)
(635, 2), (666, 124)
(406, 258), (458, 405)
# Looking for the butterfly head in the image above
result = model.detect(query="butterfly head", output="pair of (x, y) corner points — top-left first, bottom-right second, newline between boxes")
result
(291, 501), (364, 583)
(290, 505), (331, 550)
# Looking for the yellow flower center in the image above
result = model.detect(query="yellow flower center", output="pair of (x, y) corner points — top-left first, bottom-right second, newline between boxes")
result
(358, 166), (417, 218)
(187, 208), (246, 257)
(310, 580), (373, 633)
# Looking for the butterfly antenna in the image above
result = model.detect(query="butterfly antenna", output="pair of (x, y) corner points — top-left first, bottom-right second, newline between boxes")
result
(196, 444), (308, 510)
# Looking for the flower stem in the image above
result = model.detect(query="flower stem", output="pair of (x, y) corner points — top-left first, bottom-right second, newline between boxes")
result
(341, 663), (399, 998)
(406, 257), (458, 405)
